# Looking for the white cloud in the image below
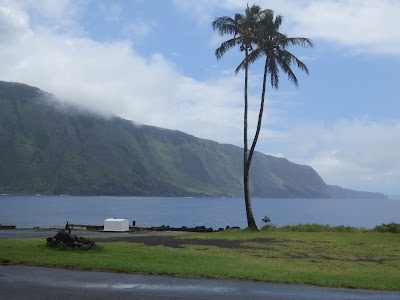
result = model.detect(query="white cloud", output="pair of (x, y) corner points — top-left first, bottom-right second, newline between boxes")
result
(287, 0), (400, 55)
(174, 0), (400, 55)
(2, 0), (87, 36)
(269, 119), (400, 194)
(123, 19), (155, 38)
(24, 0), (82, 20)
(0, 4), (30, 42)
(99, 3), (122, 23)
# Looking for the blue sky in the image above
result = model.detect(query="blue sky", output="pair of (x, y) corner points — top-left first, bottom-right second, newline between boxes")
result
(1, 0), (400, 194)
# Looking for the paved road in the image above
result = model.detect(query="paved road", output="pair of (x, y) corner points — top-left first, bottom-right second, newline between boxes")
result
(1, 265), (400, 300)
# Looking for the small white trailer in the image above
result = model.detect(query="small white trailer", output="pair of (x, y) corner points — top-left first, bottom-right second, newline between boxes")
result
(104, 218), (129, 232)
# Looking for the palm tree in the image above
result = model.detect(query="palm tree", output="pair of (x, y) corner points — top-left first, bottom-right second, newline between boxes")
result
(212, 5), (268, 230)
(213, 7), (313, 231)
(236, 12), (313, 199)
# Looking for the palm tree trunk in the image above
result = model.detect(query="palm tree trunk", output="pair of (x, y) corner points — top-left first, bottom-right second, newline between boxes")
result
(244, 59), (268, 231)
(243, 48), (258, 231)
(247, 59), (268, 173)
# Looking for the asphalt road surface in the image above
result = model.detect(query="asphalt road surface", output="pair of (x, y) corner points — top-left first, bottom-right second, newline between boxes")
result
(1, 265), (400, 300)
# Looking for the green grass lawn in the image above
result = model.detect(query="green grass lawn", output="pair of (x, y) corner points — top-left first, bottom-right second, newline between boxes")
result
(1, 229), (399, 291)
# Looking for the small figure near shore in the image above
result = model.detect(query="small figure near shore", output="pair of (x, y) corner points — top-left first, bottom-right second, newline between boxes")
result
(65, 222), (71, 234)
(262, 216), (271, 223)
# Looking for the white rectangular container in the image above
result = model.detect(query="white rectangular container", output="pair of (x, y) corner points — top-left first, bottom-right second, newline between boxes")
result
(104, 218), (129, 231)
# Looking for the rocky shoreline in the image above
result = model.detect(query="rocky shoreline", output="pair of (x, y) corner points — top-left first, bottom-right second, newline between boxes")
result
(134, 225), (240, 233)
(1, 224), (241, 233)
(46, 230), (97, 250)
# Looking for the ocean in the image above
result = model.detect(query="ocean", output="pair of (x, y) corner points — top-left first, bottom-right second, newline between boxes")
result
(1, 195), (399, 229)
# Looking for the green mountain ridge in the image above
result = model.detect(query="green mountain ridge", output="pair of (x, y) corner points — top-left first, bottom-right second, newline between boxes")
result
(0, 81), (386, 199)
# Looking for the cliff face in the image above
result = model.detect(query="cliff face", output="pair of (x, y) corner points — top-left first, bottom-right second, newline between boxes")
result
(328, 185), (387, 199)
(0, 81), (342, 198)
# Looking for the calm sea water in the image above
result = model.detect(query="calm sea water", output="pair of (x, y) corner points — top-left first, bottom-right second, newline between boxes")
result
(0, 195), (399, 229)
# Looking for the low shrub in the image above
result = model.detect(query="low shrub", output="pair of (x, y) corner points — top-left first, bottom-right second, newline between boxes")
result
(262, 223), (361, 232)
(373, 222), (400, 233)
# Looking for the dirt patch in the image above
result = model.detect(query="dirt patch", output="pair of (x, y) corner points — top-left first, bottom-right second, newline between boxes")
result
(94, 236), (281, 250)
(287, 252), (311, 259)
(354, 257), (385, 264)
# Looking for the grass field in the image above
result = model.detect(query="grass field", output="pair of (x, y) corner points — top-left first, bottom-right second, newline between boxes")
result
(1, 228), (399, 291)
